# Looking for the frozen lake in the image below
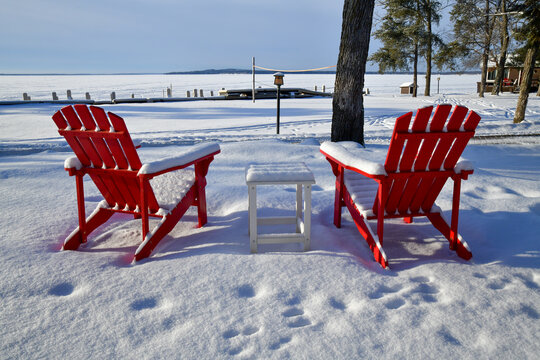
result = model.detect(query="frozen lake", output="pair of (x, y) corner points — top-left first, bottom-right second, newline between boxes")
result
(0, 73), (479, 101)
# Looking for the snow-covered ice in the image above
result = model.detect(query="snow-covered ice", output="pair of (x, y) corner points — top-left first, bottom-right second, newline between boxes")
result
(0, 74), (538, 359)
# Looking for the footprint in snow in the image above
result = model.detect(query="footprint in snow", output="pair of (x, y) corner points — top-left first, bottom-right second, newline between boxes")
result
(384, 297), (406, 310)
(130, 297), (158, 311)
(237, 284), (256, 298)
(223, 325), (260, 356)
(282, 307), (304, 317)
(329, 297), (347, 311)
(269, 336), (292, 350)
(48, 282), (75, 297)
(368, 283), (403, 299)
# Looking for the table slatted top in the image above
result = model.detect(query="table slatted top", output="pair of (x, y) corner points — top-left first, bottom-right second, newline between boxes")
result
(246, 162), (315, 184)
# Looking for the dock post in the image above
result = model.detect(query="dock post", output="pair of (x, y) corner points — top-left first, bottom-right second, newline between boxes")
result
(23, 93), (31, 101)
(52, 92), (58, 101)
(193, 89), (198, 97)
(67, 90), (73, 100)
(323, 85), (326, 93)
(167, 88), (172, 98)
(200, 89), (204, 97)
(210, 90), (214, 96)
(111, 92), (116, 101)
(85, 92), (91, 100)
(252, 56), (256, 103)
(314, 85), (317, 91)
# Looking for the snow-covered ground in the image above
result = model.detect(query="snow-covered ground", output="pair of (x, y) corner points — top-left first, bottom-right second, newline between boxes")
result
(0, 75), (539, 359)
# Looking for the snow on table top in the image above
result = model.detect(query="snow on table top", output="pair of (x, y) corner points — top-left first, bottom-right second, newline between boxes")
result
(245, 162), (315, 183)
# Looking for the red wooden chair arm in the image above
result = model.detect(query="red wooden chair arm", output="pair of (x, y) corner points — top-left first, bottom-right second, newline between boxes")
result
(320, 141), (387, 180)
(137, 143), (220, 179)
(64, 156), (85, 176)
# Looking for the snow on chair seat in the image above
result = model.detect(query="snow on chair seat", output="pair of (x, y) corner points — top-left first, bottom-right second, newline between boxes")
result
(320, 104), (480, 268)
(52, 104), (220, 261)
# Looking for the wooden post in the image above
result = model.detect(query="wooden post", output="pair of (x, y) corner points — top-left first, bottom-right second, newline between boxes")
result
(252, 56), (256, 103)
(194, 89), (198, 97)
(110, 92), (116, 101)
(23, 93), (31, 101)
(210, 90), (214, 96)
(200, 89), (204, 97)
(52, 92), (58, 101)
(314, 85), (317, 91)
(186, 91), (191, 98)
(67, 90), (73, 100)
(85, 92), (91, 100)
(167, 88), (172, 97)
(323, 85), (326, 93)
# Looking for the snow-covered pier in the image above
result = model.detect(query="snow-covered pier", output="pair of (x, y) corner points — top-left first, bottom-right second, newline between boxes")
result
(0, 87), (332, 106)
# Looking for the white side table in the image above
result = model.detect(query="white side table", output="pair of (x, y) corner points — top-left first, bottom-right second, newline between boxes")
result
(246, 163), (316, 253)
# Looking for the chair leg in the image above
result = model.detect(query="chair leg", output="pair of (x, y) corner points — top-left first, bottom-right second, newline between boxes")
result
(134, 184), (197, 261)
(334, 166), (344, 228)
(427, 212), (472, 261)
(449, 176), (462, 250)
(195, 178), (208, 228)
(63, 207), (114, 250)
(343, 185), (389, 268)
(195, 161), (211, 228)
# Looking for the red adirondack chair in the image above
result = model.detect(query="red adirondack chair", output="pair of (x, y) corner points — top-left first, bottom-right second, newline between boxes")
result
(52, 105), (220, 261)
(320, 105), (481, 268)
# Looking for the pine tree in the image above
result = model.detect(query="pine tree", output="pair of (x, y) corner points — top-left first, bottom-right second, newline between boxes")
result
(512, 0), (540, 123)
(449, 0), (499, 97)
(491, 0), (510, 95)
(370, 0), (421, 96)
(370, 0), (443, 96)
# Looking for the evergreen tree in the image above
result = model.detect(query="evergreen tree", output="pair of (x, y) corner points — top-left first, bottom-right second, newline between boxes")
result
(491, 0), (511, 95)
(512, 0), (540, 123)
(448, 0), (499, 97)
(370, 0), (422, 96)
(370, 0), (443, 96)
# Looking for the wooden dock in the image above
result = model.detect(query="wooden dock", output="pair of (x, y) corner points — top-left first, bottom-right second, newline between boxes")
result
(0, 87), (332, 106)
(218, 87), (332, 100)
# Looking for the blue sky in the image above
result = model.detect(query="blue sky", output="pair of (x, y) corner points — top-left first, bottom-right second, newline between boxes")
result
(1, 0), (359, 73)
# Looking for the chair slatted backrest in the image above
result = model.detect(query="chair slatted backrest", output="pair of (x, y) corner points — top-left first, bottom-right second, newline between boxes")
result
(53, 105), (160, 213)
(382, 105), (480, 215)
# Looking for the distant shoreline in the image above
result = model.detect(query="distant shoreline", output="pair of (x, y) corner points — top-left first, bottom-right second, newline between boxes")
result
(0, 69), (481, 76)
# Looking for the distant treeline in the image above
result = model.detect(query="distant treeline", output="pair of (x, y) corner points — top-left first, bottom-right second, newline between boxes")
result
(0, 70), (482, 76)
(166, 69), (481, 75)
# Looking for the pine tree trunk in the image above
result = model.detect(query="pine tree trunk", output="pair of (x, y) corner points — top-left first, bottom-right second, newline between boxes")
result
(479, 52), (488, 98)
(492, 0), (509, 95)
(514, 45), (539, 123)
(332, 0), (375, 144)
(479, 0), (491, 98)
(413, 43), (418, 97)
(424, 1), (432, 97)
